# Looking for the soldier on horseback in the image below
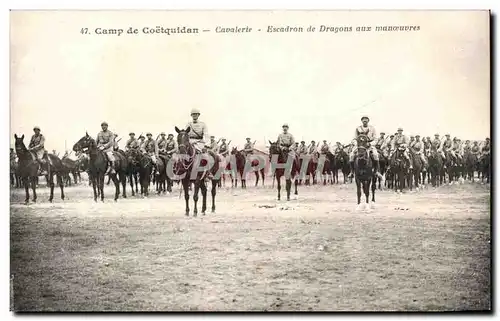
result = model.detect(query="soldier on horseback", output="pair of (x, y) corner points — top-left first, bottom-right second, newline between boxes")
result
(432, 134), (446, 159)
(125, 132), (140, 151)
(411, 135), (428, 167)
(452, 138), (463, 162)
(157, 132), (168, 155)
(471, 141), (481, 160)
(320, 140), (330, 155)
(298, 141), (308, 156)
(138, 134), (146, 150)
(442, 134), (454, 163)
(28, 126), (48, 175)
(186, 108), (214, 179)
(243, 137), (254, 156)
(207, 136), (219, 153)
(277, 123), (296, 156)
(482, 138), (491, 155)
(348, 116), (382, 178)
(375, 132), (386, 149)
(219, 138), (229, 160)
(96, 122), (116, 175)
(308, 140), (317, 154)
(142, 133), (159, 175)
(389, 128), (412, 169)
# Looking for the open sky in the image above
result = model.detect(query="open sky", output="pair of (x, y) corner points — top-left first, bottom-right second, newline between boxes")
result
(10, 10), (489, 152)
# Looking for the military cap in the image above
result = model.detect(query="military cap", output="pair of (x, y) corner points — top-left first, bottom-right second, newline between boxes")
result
(190, 108), (200, 115)
(397, 128), (403, 131)
(161, 132), (166, 135)
(415, 135), (420, 138)
(129, 132), (135, 136)
(282, 123), (289, 128)
(301, 140), (305, 143)
(221, 138), (226, 140)
(101, 122), (108, 126)
(361, 116), (370, 121)
(311, 140), (315, 143)
(410, 135), (414, 138)
(434, 133), (440, 136)
(486, 137), (490, 141)
(146, 132), (152, 136)
(323, 140), (327, 142)
(246, 137), (251, 140)
(168, 133), (174, 137)
(139, 135), (145, 139)
(380, 132), (385, 135)
(33, 126), (40, 131)
(445, 134), (450, 137)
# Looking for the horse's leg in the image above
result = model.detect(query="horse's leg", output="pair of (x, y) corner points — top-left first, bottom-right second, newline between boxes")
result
(193, 180), (200, 217)
(183, 179), (190, 216)
(255, 171), (259, 187)
(24, 177), (29, 204)
(31, 177), (37, 203)
(277, 175), (281, 201)
(129, 173), (135, 196)
(371, 178), (376, 203)
(48, 172), (55, 203)
(201, 180), (207, 215)
(261, 170), (265, 186)
(286, 178), (291, 201)
(91, 176), (98, 202)
(211, 179), (217, 213)
(294, 178), (298, 195)
(56, 174), (65, 200)
(356, 180), (361, 206)
(100, 174), (105, 202)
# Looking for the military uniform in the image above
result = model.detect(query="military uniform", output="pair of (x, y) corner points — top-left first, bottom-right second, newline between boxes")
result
(320, 142), (330, 155)
(243, 140), (254, 156)
(412, 139), (427, 166)
(349, 125), (379, 162)
(452, 140), (463, 160)
(277, 132), (296, 156)
(482, 140), (491, 154)
(29, 133), (46, 160)
(165, 137), (178, 156)
(389, 132), (411, 165)
(219, 140), (229, 157)
(143, 138), (158, 165)
(298, 143), (307, 155)
(126, 137), (140, 151)
(157, 137), (168, 154)
(96, 130), (115, 161)
(442, 138), (454, 160)
(207, 139), (219, 153)
(186, 120), (208, 153)
(308, 143), (317, 154)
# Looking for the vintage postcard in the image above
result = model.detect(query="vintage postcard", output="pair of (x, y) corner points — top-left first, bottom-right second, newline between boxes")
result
(10, 10), (490, 311)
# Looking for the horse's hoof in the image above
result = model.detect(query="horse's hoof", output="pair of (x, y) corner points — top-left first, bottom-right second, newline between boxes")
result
(202, 212), (206, 216)
(123, 195), (127, 199)
(211, 209), (215, 213)
(370, 202), (376, 209)
(49, 199), (53, 203)
(24, 201), (29, 205)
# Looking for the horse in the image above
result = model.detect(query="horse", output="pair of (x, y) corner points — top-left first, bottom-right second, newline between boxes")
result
(427, 148), (444, 187)
(333, 148), (350, 185)
(409, 149), (423, 191)
(323, 151), (335, 185)
(73, 133), (128, 202)
(10, 157), (21, 188)
(443, 151), (460, 184)
(268, 141), (300, 201)
(14, 134), (66, 204)
(61, 155), (80, 186)
(299, 151), (317, 186)
(375, 147), (388, 189)
(138, 153), (153, 197)
(125, 148), (141, 196)
(155, 153), (169, 194)
(479, 153), (491, 184)
(230, 147), (247, 188)
(174, 126), (220, 216)
(389, 146), (412, 192)
(464, 150), (477, 182)
(351, 135), (377, 210)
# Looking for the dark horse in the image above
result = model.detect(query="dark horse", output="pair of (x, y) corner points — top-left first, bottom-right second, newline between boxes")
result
(139, 153), (153, 197)
(155, 154), (170, 194)
(427, 148), (444, 187)
(389, 147), (412, 192)
(464, 149), (477, 182)
(351, 135), (376, 210)
(409, 149), (423, 191)
(73, 133), (128, 202)
(268, 141), (300, 201)
(479, 152), (491, 184)
(333, 147), (350, 184)
(174, 127), (220, 216)
(125, 148), (141, 196)
(14, 134), (65, 204)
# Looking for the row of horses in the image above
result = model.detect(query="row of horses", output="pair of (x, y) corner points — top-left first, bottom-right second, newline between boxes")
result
(12, 131), (491, 216)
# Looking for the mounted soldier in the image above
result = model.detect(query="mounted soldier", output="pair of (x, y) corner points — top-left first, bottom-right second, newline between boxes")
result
(157, 132), (168, 155)
(243, 137), (254, 156)
(452, 138), (463, 162)
(185, 108), (214, 179)
(277, 123), (296, 156)
(125, 132), (140, 151)
(482, 138), (491, 155)
(96, 122), (116, 174)
(320, 140), (330, 155)
(308, 140), (317, 154)
(409, 136), (415, 148)
(28, 126), (48, 175)
(298, 141), (308, 156)
(207, 136), (219, 153)
(138, 134), (146, 150)
(389, 127), (412, 169)
(218, 138), (229, 161)
(348, 116), (382, 178)
(471, 141), (481, 160)
(375, 132), (386, 150)
(165, 134), (178, 158)
(442, 134), (454, 162)
(142, 133), (159, 175)
(411, 135), (428, 167)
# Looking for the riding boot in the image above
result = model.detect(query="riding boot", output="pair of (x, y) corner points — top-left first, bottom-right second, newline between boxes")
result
(38, 159), (46, 175)
(374, 160), (382, 177)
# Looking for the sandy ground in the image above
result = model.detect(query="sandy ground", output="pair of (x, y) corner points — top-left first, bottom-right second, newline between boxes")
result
(10, 175), (491, 311)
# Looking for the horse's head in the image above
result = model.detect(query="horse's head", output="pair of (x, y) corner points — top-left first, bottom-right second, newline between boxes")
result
(175, 126), (191, 154)
(73, 132), (96, 153)
(139, 153), (152, 168)
(356, 134), (370, 148)
(230, 147), (239, 155)
(13, 134), (27, 155)
(126, 148), (140, 165)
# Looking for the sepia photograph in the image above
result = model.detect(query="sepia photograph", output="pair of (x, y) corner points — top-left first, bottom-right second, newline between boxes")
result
(9, 9), (491, 311)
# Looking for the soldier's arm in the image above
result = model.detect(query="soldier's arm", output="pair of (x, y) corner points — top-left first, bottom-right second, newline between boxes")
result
(32, 135), (45, 149)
